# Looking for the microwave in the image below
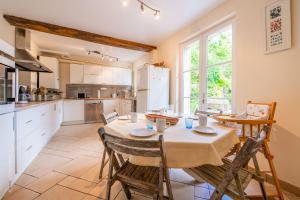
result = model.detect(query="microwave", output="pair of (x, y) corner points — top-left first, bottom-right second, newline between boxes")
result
(0, 63), (16, 104)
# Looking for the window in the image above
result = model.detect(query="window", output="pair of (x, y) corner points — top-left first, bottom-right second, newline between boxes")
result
(181, 23), (233, 114)
(182, 41), (200, 114)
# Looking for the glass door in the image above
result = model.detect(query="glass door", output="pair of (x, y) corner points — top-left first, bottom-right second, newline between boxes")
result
(202, 25), (233, 113)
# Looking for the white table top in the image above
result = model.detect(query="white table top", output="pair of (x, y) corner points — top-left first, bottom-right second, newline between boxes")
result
(105, 114), (239, 168)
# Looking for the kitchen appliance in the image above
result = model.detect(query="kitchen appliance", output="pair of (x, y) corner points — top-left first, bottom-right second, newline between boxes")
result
(136, 65), (169, 113)
(18, 85), (30, 104)
(78, 92), (86, 99)
(0, 60), (16, 105)
(84, 100), (103, 123)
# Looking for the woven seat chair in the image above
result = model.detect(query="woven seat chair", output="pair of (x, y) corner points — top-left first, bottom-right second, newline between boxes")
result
(189, 126), (270, 200)
(98, 127), (173, 200)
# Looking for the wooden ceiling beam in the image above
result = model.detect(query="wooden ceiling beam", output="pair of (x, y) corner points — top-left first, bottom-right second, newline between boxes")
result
(3, 15), (157, 52)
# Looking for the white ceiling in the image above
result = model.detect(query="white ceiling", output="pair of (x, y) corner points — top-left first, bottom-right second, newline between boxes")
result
(1, 0), (226, 61)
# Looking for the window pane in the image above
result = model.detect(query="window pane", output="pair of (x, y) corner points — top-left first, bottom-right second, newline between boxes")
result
(183, 72), (191, 97)
(207, 63), (232, 112)
(183, 98), (190, 114)
(207, 27), (232, 66)
(183, 41), (200, 71)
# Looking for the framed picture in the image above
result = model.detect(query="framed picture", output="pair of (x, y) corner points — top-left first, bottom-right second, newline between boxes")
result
(265, 0), (291, 54)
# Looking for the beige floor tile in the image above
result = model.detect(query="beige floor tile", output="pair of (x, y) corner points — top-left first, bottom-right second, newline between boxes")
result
(88, 179), (122, 199)
(194, 186), (210, 199)
(34, 185), (85, 200)
(15, 174), (38, 187)
(55, 156), (99, 178)
(3, 185), (40, 200)
(25, 171), (67, 193)
(58, 176), (97, 194)
(170, 169), (198, 185)
(169, 181), (194, 200)
(82, 195), (101, 200)
(25, 153), (72, 178)
(115, 191), (152, 200)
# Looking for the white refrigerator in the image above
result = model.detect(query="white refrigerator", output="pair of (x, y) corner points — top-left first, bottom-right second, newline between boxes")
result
(136, 65), (169, 113)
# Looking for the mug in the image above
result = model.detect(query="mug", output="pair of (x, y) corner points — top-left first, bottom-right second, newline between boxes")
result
(130, 112), (138, 123)
(198, 114), (207, 127)
(156, 118), (170, 133)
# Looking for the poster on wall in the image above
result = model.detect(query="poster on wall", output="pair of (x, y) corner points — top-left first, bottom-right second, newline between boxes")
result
(265, 0), (291, 54)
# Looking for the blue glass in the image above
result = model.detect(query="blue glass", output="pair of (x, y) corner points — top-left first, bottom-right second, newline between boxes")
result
(147, 119), (154, 130)
(185, 118), (193, 129)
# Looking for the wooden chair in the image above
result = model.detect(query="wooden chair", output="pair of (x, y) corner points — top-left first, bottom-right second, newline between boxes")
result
(189, 126), (270, 200)
(98, 112), (119, 179)
(98, 127), (173, 200)
(213, 101), (283, 200)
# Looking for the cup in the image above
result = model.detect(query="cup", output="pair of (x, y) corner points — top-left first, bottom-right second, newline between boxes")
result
(156, 118), (169, 133)
(147, 119), (154, 130)
(198, 114), (207, 127)
(185, 118), (193, 129)
(130, 112), (138, 123)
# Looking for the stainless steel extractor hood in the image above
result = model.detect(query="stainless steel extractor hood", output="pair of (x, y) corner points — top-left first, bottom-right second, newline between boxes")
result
(15, 28), (52, 73)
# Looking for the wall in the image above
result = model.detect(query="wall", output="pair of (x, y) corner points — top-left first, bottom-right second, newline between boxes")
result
(0, 10), (14, 45)
(156, 0), (300, 187)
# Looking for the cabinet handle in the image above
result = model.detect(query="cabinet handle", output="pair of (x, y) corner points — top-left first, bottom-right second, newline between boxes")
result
(41, 132), (46, 136)
(41, 113), (46, 116)
(25, 120), (32, 124)
(26, 145), (33, 151)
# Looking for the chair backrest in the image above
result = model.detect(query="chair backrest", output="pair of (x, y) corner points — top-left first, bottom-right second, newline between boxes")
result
(101, 112), (119, 125)
(212, 126), (269, 199)
(98, 127), (165, 158)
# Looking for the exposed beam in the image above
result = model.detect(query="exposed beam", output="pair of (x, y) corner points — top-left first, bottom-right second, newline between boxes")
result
(3, 15), (157, 52)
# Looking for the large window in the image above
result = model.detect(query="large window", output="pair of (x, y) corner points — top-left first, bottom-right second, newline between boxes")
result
(182, 41), (200, 114)
(181, 23), (233, 114)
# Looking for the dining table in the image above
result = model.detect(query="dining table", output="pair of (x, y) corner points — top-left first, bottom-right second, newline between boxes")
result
(104, 113), (240, 169)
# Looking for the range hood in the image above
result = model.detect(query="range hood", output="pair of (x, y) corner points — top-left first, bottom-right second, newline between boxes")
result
(15, 28), (52, 73)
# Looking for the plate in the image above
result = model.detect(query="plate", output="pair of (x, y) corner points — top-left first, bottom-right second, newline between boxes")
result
(193, 126), (216, 135)
(118, 115), (130, 120)
(130, 128), (156, 137)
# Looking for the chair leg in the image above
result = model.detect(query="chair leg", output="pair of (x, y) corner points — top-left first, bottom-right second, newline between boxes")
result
(234, 174), (246, 200)
(164, 168), (173, 200)
(263, 142), (284, 200)
(252, 155), (268, 200)
(106, 151), (114, 200)
(153, 194), (158, 200)
(99, 149), (107, 179)
(120, 184), (131, 200)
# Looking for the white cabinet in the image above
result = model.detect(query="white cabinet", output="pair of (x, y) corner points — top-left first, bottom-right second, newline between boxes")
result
(84, 65), (113, 85)
(113, 68), (132, 85)
(39, 56), (59, 89)
(103, 99), (119, 114)
(70, 64), (84, 84)
(119, 100), (132, 115)
(0, 112), (14, 199)
(100, 67), (113, 84)
(63, 100), (84, 122)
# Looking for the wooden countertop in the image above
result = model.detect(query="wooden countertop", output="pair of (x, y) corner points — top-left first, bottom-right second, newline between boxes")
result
(15, 99), (63, 112)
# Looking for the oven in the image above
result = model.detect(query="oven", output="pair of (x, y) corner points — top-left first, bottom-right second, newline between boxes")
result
(0, 63), (16, 104)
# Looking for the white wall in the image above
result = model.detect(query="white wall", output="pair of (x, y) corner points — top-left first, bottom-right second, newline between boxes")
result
(157, 0), (300, 187)
(0, 10), (14, 46)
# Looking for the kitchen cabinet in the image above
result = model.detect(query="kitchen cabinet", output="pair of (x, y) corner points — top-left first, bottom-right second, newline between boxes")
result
(119, 100), (132, 115)
(70, 64), (84, 84)
(39, 56), (59, 89)
(112, 68), (132, 85)
(103, 99), (119, 114)
(84, 65), (113, 85)
(0, 112), (14, 199)
(63, 100), (84, 122)
(15, 100), (63, 180)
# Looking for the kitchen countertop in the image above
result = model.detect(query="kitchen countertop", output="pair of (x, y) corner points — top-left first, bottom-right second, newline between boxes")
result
(64, 97), (135, 101)
(15, 99), (63, 112)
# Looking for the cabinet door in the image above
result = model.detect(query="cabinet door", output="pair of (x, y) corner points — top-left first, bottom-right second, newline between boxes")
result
(70, 64), (84, 84)
(99, 67), (113, 84)
(0, 112), (14, 198)
(123, 69), (132, 85)
(103, 100), (119, 114)
(39, 56), (59, 89)
(113, 68), (132, 85)
(63, 100), (85, 122)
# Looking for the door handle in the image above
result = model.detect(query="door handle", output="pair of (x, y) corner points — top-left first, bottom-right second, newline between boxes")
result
(26, 145), (33, 151)
(25, 120), (32, 124)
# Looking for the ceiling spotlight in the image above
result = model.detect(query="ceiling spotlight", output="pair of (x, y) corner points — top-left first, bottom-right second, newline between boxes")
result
(109, 57), (113, 62)
(154, 11), (160, 20)
(122, 0), (128, 7)
(140, 3), (145, 13)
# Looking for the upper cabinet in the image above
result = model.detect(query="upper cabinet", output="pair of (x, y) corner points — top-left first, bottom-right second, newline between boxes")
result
(39, 56), (59, 89)
(112, 67), (132, 85)
(70, 64), (84, 84)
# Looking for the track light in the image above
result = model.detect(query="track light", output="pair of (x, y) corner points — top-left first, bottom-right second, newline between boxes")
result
(140, 3), (145, 13)
(122, 0), (128, 7)
(87, 50), (119, 62)
(154, 11), (160, 20)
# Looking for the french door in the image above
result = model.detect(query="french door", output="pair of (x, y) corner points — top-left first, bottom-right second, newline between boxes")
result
(181, 23), (233, 114)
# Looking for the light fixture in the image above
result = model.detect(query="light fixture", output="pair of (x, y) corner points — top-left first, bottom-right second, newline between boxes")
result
(123, 0), (160, 19)
(87, 50), (119, 62)
(122, 0), (128, 7)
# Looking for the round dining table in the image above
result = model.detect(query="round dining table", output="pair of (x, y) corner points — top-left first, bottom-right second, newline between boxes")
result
(105, 114), (239, 168)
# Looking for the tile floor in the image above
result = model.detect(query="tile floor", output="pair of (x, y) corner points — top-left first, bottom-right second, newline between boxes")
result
(3, 123), (300, 200)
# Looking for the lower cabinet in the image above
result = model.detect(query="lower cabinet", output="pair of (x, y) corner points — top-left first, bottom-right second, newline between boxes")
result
(0, 112), (14, 199)
(15, 100), (63, 177)
(119, 100), (132, 116)
(63, 100), (84, 122)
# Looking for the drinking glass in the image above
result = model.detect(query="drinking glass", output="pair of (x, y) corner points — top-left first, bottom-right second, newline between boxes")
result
(147, 119), (154, 130)
(130, 112), (138, 123)
(185, 118), (193, 129)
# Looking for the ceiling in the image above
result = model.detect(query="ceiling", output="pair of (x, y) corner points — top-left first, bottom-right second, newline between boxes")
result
(1, 0), (226, 62)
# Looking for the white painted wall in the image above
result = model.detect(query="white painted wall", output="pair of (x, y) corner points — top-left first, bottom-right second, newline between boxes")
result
(156, 0), (300, 187)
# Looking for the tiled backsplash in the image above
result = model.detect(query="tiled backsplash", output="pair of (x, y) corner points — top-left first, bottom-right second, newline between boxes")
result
(66, 84), (132, 98)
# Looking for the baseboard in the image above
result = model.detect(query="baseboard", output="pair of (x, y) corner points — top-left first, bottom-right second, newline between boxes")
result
(265, 173), (300, 197)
